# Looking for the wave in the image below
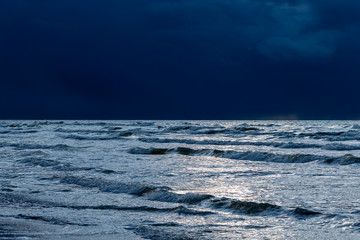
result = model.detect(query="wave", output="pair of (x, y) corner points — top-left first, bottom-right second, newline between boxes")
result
(72, 121), (110, 126)
(55, 128), (113, 134)
(60, 176), (170, 195)
(19, 158), (61, 167)
(61, 132), (133, 140)
(58, 127), (162, 140)
(0, 192), (63, 208)
(59, 176), (322, 219)
(158, 123), (360, 142)
(0, 192), (211, 218)
(70, 204), (213, 216)
(163, 124), (262, 135)
(14, 214), (92, 226)
(325, 132), (360, 141)
(134, 122), (155, 126)
(138, 138), (302, 148)
(0, 142), (73, 151)
(321, 143), (360, 151)
(298, 130), (360, 141)
(165, 125), (224, 133)
(19, 158), (94, 172)
(198, 129), (360, 141)
(299, 131), (346, 137)
(251, 123), (281, 127)
(18, 150), (48, 157)
(17, 157), (124, 175)
(145, 191), (213, 204)
(108, 126), (122, 131)
(161, 123), (307, 137)
(129, 225), (195, 240)
(3, 179), (320, 219)
(193, 127), (261, 135)
(292, 207), (322, 217)
(322, 154), (360, 164)
(98, 169), (118, 174)
(55, 127), (135, 134)
(60, 176), (211, 204)
(129, 147), (360, 164)
(209, 198), (321, 217)
(0, 130), (38, 134)
(209, 198), (280, 214)
(3, 121), (61, 128)
(139, 137), (360, 151)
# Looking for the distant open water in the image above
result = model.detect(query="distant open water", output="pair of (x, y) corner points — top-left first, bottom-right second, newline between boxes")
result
(1, 120), (360, 239)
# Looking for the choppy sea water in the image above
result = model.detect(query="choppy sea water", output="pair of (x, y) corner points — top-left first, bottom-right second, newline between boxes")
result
(2, 120), (360, 239)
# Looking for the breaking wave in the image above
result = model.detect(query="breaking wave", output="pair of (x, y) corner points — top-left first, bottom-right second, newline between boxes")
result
(129, 147), (360, 164)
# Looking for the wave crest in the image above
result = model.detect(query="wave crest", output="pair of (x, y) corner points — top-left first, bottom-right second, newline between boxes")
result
(130, 147), (360, 164)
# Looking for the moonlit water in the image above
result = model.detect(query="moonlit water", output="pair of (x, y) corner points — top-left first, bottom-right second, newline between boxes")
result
(2, 120), (360, 239)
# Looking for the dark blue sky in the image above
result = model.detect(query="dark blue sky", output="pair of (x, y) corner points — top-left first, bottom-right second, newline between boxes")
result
(1, 0), (359, 119)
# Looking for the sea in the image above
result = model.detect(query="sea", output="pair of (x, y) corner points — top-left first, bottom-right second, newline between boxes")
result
(1, 120), (360, 239)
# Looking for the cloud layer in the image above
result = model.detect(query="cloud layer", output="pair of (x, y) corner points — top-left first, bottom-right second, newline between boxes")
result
(0, 0), (360, 119)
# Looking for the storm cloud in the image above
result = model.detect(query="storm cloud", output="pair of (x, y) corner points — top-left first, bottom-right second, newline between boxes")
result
(0, 0), (359, 119)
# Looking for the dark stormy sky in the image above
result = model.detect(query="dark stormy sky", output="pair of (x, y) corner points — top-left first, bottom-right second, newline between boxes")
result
(0, 0), (360, 120)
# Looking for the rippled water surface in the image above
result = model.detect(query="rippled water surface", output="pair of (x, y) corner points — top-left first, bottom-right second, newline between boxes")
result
(1, 120), (360, 239)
